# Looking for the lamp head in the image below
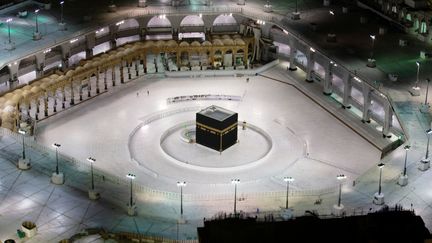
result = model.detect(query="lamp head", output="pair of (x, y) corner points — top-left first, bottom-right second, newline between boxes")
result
(329, 10), (334, 15)
(52, 143), (61, 148)
(18, 129), (26, 135)
(378, 163), (385, 168)
(427, 128), (432, 135)
(283, 176), (294, 182)
(87, 157), (96, 163)
(416, 61), (420, 67)
(404, 145), (411, 151)
(60, 1), (64, 4)
(35, 9), (39, 13)
(126, 173), (136, 179)
(6, 18), (12, 23)
(177, 181), (187, 187)
(231, 179), (240, 184)
(370, 35), (375, 40)
(336, 174), (347, 180)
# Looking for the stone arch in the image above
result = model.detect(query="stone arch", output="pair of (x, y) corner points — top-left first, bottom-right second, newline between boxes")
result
(147, 15), (172, 28)
(118, 18), (139, 31)
(213, 14), (237, 26)
(18, 56), (36, 76)
(180, 15), (204, 26)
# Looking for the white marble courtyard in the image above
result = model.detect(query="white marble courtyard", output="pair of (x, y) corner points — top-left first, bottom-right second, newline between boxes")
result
(35, 68), (381, 196)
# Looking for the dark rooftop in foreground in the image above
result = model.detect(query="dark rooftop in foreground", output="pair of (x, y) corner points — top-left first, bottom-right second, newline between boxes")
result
(198, 207), (432, 243)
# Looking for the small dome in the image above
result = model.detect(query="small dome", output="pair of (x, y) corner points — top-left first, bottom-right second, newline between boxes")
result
(167, 40), (178, 47)
(179, 41), (190, 47)
(191, 41), (201, 47)
(66, 70), (75, 77)
(213, 39), (223, 46)
(223, 39), (234, 45)
(235, 39), (246, 45)
(222, 34), (231, 39)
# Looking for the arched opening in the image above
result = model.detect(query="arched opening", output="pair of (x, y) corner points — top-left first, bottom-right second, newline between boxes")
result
(213, 14), (238, 33)
(146, 15), (173, 40)
(44, 47), (63, 73)
(18, 57), (36, 84)
(0, 66), (11, 90)
(117, 18), (139, 31)
(180, 15), (205, 41)
(235, 49), (245, 67)
(224, 49), (233, 67)
(214, 50), (223, 68)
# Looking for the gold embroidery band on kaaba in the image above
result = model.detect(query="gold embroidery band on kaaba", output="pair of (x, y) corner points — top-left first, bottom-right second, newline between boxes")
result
(196, 122), (238, 135)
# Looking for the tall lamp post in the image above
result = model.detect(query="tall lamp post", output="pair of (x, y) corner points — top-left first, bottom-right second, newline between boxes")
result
(17, 129), (30, 170)
(420, 129), (432, 171)
(126, 173), (137, 216)
(59, 1), (66, 30)
(291, 0), (300, 20)
(177, 181), (187, 223)
(373, 163), (385, 205)
(327, 10), (336, 42)
(5, 18), (15, 50)
(231, 179), (240, 215)
(87, 157), (100, 200)
(367, 35), (376, 68)
(411, 61), (421, 96)
(33, 9), (41, 40)
(398, 145), (410, 186)
(420, 78), (430, 113)
(333, 174), (346, 216)
(51, 143), (64, 184)
(283, 177), (294, 209)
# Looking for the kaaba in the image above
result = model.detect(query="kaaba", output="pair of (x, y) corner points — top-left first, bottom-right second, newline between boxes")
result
(196, 105), (238, 152)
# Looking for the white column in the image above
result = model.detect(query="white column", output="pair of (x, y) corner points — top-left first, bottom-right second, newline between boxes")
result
(305, 49), (314, 82)
(382, 101), (393, 137)
(288, 34), (297, 71)
(342, 72), (352, 109)
(361, 84), (372, 122)
(323, 62), (333, 95)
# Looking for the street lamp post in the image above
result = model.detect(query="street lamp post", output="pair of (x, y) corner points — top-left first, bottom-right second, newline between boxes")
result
(373, 163), (385, 205)
(367, 35), (376, 68)
(231, 179), (240, 215)
(6, 18), (15, 50)
(411, 61), (421, 96)
(126, 173), (137, 216)
(59, 1), (66, 30)
(177, 181), (187, 223)
(420, 129), (432, 171)
(51, 143), (64, 184)
(33, 9), (41, 40)
(17, 129), (30, 170)
(283, 177), (294, 209)
(398, 145), (410, 186)
(327, 10), (336, 42)
(291, 0), (300, 20)
(420, 78), (430, 113)
(333, 174), (346, 216)
(87, 157), (100, 200)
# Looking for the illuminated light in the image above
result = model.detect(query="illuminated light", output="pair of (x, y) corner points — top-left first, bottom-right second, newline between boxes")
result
(116, 20), (124, 26)
(329, 10), (334, 15)
(43, 48), (51, 54)
(60, 1), (64, 4)
(126, 173), (136, 179)
(229, 13), (232, 16)
(199, 13), (202, 18)
(283, 29), (288, 35)
(177, 181), (187, 187)
(416, 61), (420, 67)
(337, 174), (347, 180)
(354, 77), (362, 83)
(35, 9), (40, 13)
(309, 47), (315, 52)
(370, 35), (375, 40)
(70, 38), (78, 43)
(95, 28), (105, 34)
(6, 18), (12, 23)
(14, 62), (17, 65)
